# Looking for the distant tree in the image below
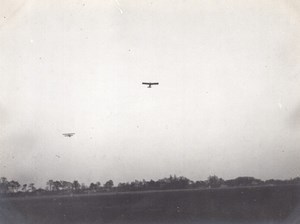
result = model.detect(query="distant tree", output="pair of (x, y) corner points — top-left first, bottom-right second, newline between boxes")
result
(8, 180), (20, 193)
(193, 180), (207, 188)
(118, 182), (130, 191)
(46, 180), (54, 191)
(289, 177), (300, 185)
(35, 188), (46, 195)
(142, 179), (147, 189)
(28, 183), (36, 192)
(0, 177), (8, 184)
(96, 182), (101, 191)
(265, 179), (285, 186)
(148, 179), (159, 189)
(52, 181), (62, 191)
(81, 183), (88, 192)
(225, 177), (263, 187)
(60, 181), (73, 191)
(88, 181), (101, 192)
(22, 184), (27, 192)
(0, 177), (9, 194)
(157, 177), (169, 189)
(207, 175), (223, 188)
(89, 182), (98, 192)
(104, 180), (114, 190)
(175, 176), (191, 189)
(72, 180), (81, 192)
(129, 180), (143, 191)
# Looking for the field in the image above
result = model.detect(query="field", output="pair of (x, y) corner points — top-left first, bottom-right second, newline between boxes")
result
(0, 185), (300, 224)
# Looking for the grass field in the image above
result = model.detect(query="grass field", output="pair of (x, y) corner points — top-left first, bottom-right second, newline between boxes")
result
(0, 185), (300, 224)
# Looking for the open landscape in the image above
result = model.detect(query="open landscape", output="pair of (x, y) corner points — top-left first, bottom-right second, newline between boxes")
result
(1, 184), (300, 224)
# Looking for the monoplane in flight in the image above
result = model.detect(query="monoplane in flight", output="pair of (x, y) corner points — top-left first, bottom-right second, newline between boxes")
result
(62, 133), (75, 137)
(142, 82), (159, 88)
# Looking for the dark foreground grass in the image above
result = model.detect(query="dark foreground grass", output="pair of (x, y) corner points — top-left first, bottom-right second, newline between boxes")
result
(0, 185), (300, 224)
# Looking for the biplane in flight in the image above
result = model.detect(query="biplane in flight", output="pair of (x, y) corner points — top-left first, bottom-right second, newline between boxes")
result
(142, 82), (159, 88)
(62, 133), (75, 137)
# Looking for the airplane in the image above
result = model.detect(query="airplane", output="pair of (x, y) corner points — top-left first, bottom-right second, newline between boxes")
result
(142, 82), (159, 88)
(62, 133), (75, 137)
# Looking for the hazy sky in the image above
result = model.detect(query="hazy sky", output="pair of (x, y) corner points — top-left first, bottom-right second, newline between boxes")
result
(0, 0), (300, 187)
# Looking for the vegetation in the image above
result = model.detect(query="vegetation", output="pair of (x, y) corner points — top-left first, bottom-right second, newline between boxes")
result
(1, 184), (300, 224)
(1, 175), (300, 197)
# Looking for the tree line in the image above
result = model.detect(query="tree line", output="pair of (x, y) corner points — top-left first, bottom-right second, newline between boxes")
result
(1, 175), (300, 196)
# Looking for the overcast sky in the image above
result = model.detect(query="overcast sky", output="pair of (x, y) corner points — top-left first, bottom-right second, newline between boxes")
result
(0, 0), (300, 187)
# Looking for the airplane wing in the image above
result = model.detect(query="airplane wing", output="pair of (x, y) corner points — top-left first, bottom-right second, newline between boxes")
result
(151, 83), (159, 85)
(142, 82), (150, 85)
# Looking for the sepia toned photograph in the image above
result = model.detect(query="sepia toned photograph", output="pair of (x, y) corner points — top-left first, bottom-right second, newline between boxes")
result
(0, 1), (300, 223)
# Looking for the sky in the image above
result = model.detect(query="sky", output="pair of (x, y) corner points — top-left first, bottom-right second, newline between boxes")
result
(0, 0), (300, 187)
